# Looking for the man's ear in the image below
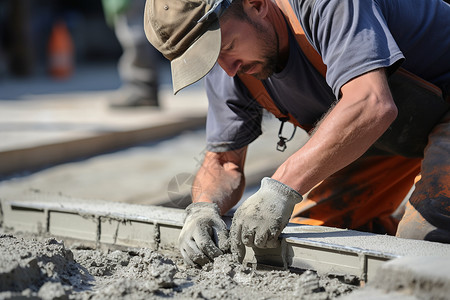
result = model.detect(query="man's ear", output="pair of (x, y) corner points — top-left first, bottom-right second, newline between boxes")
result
(243, 0), (269, 19)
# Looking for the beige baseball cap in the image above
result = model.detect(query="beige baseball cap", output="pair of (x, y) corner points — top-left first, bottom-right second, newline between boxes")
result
(144, 0), (232, 94)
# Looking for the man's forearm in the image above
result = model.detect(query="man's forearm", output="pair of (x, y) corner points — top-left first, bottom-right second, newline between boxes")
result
(272, 69), (397, 195)
(192, 148), (248, 214)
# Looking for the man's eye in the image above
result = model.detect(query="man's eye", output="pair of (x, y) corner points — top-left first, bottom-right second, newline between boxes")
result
(225, 42), (234, 51)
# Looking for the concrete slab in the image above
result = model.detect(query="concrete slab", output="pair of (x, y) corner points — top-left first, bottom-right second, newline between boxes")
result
(0, 62), (218, 177)
(340, 256), (450, 300)
(374, 257), (450, 298)
(0, 87), (208, 177)
(0, 115), (308, 206)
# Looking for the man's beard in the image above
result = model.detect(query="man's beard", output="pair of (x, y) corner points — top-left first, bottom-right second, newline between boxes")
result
(238, 21), (280, 80)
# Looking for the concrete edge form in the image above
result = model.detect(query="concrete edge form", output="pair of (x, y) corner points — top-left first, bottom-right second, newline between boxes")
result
(0, 116), (206, 177)
(1, 191), (450, 284)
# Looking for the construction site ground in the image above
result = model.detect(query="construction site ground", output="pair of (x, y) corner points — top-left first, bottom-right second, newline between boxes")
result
(0, 64), (449, 299)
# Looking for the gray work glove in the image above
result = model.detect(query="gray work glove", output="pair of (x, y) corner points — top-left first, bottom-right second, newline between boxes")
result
(230, 177), (302, 261)
(178, 202), (230, 267)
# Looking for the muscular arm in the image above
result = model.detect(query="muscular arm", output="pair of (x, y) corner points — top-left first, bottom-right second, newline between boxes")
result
(272, 68), (398, 194)
(192, 146), (248, 214)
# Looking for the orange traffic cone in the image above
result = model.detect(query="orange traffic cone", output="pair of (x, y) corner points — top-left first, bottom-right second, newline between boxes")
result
(47, 20), (74, 79)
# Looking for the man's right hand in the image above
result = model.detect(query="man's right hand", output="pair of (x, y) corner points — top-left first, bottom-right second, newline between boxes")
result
(178, 202), (230, 266)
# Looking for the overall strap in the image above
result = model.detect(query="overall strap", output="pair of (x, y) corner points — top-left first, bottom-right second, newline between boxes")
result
(238, 0), (325, 134)
(239, 74), (302, 128)
(275, 0), (327, 77)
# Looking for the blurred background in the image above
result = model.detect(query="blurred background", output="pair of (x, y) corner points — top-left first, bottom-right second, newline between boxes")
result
(1, 0), (121, 79)
(0, 0), (171, 96)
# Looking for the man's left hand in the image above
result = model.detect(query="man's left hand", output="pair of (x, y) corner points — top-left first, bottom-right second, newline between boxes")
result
(230, 177), (302, 261)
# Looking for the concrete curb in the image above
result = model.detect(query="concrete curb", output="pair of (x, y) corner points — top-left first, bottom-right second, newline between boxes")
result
(2, 190), (449, 286)
(1, 191), (185, 250)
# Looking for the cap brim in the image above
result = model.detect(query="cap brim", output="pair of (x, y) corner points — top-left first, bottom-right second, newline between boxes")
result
(171, 20), (221, 94)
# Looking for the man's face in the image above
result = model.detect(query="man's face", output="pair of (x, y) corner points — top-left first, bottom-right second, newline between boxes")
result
(218, 15), (279, 79)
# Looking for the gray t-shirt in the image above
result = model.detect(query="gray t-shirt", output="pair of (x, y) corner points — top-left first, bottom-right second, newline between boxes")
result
(205, 0), (450, 152)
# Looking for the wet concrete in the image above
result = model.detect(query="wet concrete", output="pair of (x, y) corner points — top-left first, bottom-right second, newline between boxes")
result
(3, 226), (449, 299)
(0, 231), (358, 299)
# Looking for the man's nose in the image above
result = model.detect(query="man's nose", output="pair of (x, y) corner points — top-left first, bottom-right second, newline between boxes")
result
(218, 56), (242, 77)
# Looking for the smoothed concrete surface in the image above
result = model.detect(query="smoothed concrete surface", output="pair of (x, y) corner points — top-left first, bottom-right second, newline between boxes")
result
(0, 63), (209, 176)
(0, 87), (208, 152)
(283, 225), (450, 258)
(0, 115), (308, 205)
(0, 87), (208, 176)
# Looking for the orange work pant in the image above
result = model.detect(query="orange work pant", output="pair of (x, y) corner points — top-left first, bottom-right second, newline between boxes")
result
(396, 110), (450, 242)
(291, 111), (450, 241)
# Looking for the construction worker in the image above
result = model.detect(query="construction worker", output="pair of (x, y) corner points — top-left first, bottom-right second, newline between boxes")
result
(144, 0), (450, 266)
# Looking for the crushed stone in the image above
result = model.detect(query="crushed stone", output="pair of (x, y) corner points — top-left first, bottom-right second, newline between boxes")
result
(0, 231), (359, 299)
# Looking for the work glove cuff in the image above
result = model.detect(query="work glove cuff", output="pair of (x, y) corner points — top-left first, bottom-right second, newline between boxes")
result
(185, 202), (221, 219)
(262, 177), (303, 204)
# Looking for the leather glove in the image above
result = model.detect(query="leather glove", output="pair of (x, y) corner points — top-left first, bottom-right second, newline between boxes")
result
(178, 202), (229, 266)
(230, 177), (302, 261)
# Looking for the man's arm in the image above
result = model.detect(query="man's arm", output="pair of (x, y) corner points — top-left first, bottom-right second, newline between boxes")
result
(272, 68), (398, 194)
(230, 68), (396, 260)
(178, 146), (248, 266)
(192, 146), (248, 214)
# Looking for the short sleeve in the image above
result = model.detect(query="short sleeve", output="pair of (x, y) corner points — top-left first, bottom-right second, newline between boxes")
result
(205, 64), (263, 152)
(309, 0), (405, 98)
